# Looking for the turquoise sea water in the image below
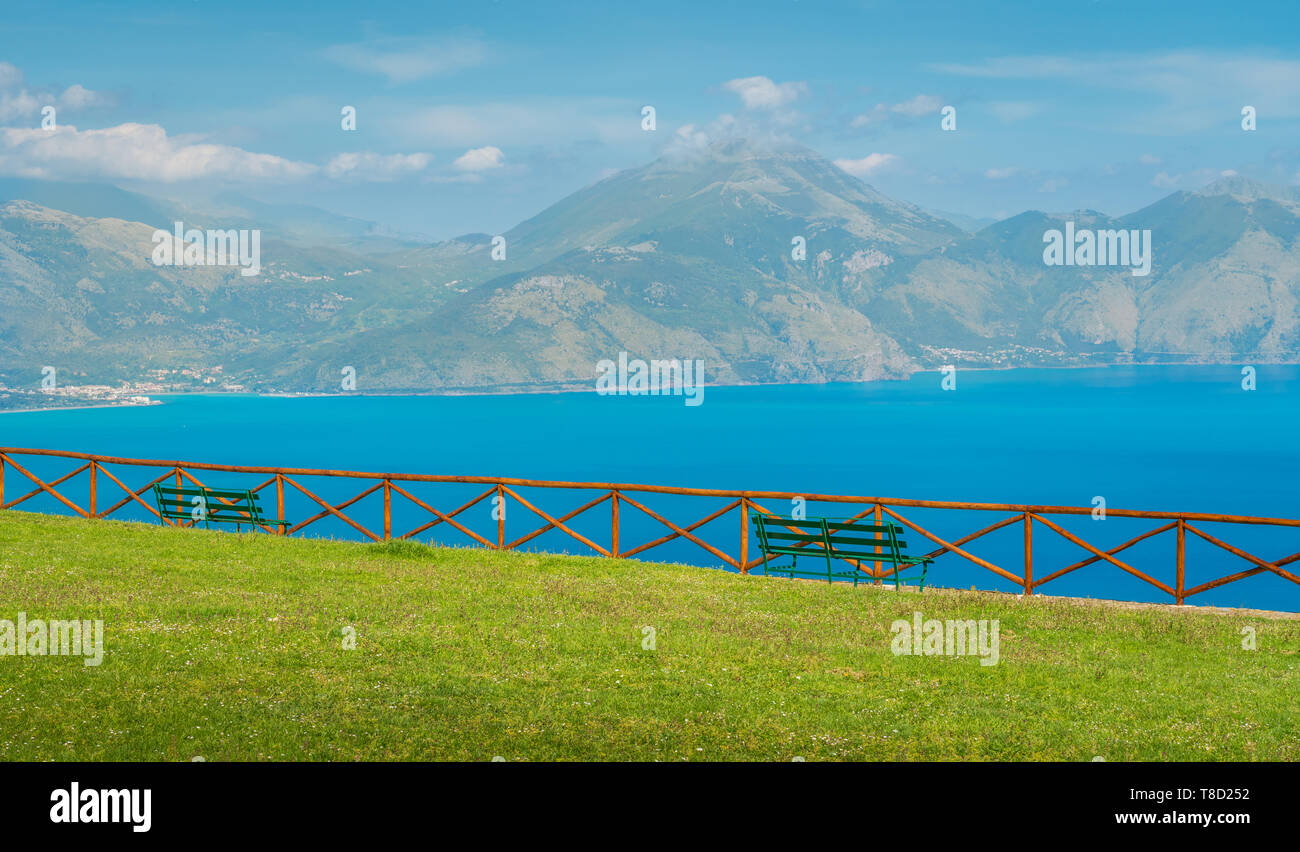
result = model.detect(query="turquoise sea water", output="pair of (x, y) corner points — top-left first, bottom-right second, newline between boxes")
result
(3, 365), (1299, 611)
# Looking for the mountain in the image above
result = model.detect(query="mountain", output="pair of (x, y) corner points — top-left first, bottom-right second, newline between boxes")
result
(860, 176), (1300, 364)
(926, 208), (1000, 234)
(0, 200), (453, 389)
(0, 178), (178, 228)
(0, 179), (424, 254)
(177, 191), (431, 254)
(275, 141), (966, 390)
(1, 146), (1299, 397)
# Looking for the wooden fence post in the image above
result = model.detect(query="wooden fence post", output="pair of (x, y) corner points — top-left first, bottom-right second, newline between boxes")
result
(1023, 512), (1033, 594)
(739, 499), (749, 573)
(174, 468), (183, 524)
(873, 504), (883, 585)
(383, 479), (392, 540)
(88, 462), (97, 518)
(611, 491), (620, 558)
(0, 454), (6, 510)
(276, 475), (285, 535)
(1176, 519), (1186, 605)
(496, 484), (505, 549)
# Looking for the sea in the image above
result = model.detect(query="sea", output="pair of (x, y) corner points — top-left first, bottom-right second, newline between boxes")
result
(3, 365), (1298, 612)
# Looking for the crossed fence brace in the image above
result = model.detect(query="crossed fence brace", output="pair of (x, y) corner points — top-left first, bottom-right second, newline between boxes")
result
(3, 447), (1299, 605)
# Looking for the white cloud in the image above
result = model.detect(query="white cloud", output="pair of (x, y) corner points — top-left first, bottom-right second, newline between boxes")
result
(722, 76), (808, 110)
(984, 166), (1021, 179)
(0, 62), (113, 122)
(833, 153), (899, 177)
(1038, 178), (1068, 192)
(930, 52), (1300, 132)
(1139, 153), (1162, 165)
(890, 94), (943, 117)
(0, 123), (316, 182)
(0, 90), (40, 123)
(851, 94), (944, 128)
(670, 123), (712, 152)
(0, 63), (22, 90)
(453, 145), (504, 172)
(58, 84), (111, 109)
(323, 36), (487, 83)
(387, 98), (637, 148)
(1151, 167), (1237, 190)
(325, 151), (431, 180)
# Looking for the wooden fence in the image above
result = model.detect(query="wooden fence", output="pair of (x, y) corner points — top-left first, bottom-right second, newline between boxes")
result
(2, 446), (1299, 605)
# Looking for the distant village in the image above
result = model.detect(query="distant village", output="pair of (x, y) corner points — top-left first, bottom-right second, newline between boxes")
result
(0, 367), (247, 412)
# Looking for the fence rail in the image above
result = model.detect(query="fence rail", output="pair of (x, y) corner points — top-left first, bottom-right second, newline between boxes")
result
(2, 446), (1299, 605)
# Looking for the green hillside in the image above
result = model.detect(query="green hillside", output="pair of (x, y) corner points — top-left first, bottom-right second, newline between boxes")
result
(1, 510), (1296, 761)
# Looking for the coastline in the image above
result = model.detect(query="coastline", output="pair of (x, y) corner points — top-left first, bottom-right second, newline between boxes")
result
(1, 360), (1291, 413)
(0, 401), (164, 416)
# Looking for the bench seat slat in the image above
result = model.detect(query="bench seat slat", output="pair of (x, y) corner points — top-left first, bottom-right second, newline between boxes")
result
(828, 536), (906, 548)
(762, 531), (829, 542)
(824, 522), (899, 533)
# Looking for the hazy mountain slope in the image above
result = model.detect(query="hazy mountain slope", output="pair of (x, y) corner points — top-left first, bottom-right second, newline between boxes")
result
(277, 241), (913, 391)
(853, 177), (1300, 365)
(0, 201), (445, 386)
(927, 208), (1000, 233)
(504, 140), (964, 257)
(0, 178), (178, 228)
(1124, 179), (1300, 357)
(860, 210), (1142, 357)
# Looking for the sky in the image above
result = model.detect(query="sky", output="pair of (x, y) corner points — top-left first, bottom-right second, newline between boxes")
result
(1, 0), (1298, 238)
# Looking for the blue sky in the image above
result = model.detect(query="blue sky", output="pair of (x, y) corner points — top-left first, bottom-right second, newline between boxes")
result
(2, 0), (1298, 237)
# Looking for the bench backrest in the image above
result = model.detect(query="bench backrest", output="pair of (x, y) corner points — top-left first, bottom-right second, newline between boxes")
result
(153, 484), (265, 524)
(753, 514), (908, 562)
(753, 516), (828, 552)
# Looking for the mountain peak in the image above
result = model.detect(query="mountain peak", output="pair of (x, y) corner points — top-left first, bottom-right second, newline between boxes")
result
(1194, 175), (1300, 205)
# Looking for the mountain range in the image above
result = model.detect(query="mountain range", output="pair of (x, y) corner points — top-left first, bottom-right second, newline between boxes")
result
(2, 141), (1299, 395)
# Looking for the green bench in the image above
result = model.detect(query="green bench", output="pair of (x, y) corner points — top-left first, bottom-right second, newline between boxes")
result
(152, 483), (290, 533)
(752, 514), (933, 589)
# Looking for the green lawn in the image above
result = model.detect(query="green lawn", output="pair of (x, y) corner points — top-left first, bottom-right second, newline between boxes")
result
(0, 510), (1296, 761)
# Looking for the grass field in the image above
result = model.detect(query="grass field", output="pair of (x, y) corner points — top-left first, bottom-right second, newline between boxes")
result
(0, 510), (1297, 761)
